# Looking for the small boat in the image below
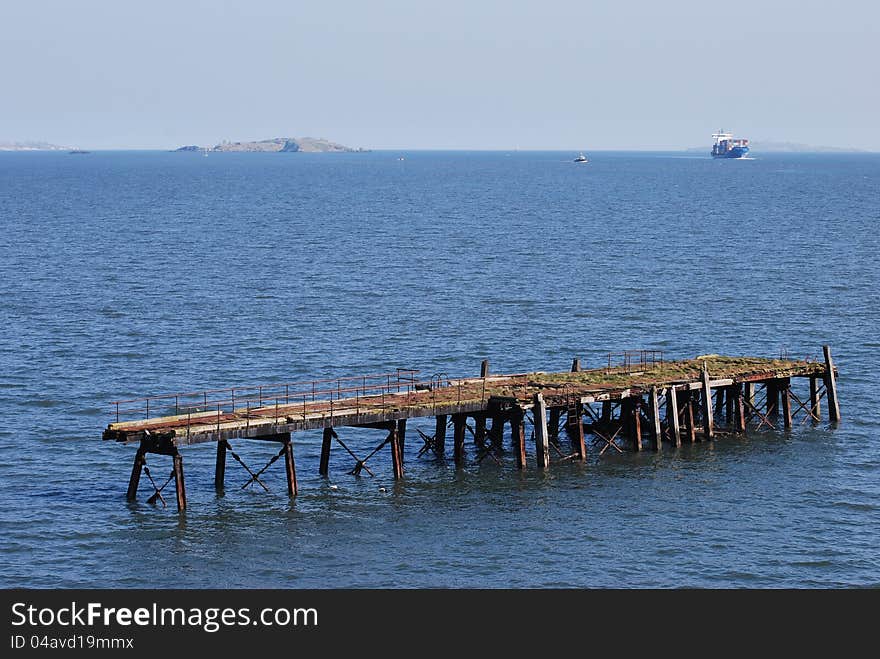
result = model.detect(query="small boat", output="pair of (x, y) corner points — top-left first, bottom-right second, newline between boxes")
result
(68, 149), (90, 155)
(574, 152), (588, 163)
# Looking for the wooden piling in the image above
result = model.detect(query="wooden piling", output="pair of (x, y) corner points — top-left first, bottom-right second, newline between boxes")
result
(282, 436), (297, 497)
(214, 439), (227, 489)
(766, 380), (779, 418)
(569, 402), (586, 461)
(511, 408), (527, 469)
(480, 359), (490, 378)
(632, 397), (643, 450)
(701, 363), (714, 440)
(571, 357), (581, 372)
(489, 414), (504, 446)
(533, 393), (550, 469)
(601, 400), (612, 425)
(126, 446), (146, 501)
(744, 382), (755, 410)
(452, 413), (466, 465)
(548, 408), (561, 441)
(734, 384), (746, 433)
(809, 377), (821, 421)
(714, 386), (725, 420)
(650, 387), (662, 450)
(474, 415), (487, 445)
(390, 422), (404, 480)
(725, 386), (735, 423)
(667, 386), (681, 447)
(172, 452), (186, 512)
(319, 428), (332, 476)
(823, 345), (840, 422)
(780, 379), (792, 429)
(684, 391), (696, 443)
(434, 414), (447, 456)
(397, 419), (407, 463)
(620, 397), (633, 439)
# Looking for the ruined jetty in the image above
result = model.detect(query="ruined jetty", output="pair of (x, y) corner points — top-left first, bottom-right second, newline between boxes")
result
(103, 346), (841, 511)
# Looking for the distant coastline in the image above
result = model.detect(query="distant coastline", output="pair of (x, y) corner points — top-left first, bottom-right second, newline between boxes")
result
(1, 140), (871, 153)
(0, 141), (71, 151)
(174, 136), (368, 153)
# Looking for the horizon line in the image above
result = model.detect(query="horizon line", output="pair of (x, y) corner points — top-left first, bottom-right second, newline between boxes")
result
(1, 146), (875, 154)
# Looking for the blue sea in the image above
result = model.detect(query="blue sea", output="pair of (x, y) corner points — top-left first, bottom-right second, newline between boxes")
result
(1, 150), (878, 588)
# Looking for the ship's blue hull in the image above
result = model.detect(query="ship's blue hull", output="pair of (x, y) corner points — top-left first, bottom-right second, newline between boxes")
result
(712, 145), (749, 158)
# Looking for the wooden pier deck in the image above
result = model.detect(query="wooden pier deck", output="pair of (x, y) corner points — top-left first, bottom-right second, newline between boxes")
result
(104, 347), (841, 511)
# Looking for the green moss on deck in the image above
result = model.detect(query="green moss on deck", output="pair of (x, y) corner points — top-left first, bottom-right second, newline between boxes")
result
(522, 356), (823, 391)
(455, 356), (825, 404)
(376, 357), (826, 415)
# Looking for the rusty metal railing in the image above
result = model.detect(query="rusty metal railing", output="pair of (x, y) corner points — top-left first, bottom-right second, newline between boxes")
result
(111, 369), (421, 423)
(605, 350), (664, 374)
(107, 354), (677, 437)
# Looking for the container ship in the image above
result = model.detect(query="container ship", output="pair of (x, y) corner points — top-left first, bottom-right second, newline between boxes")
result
(711, 130), (750, 158)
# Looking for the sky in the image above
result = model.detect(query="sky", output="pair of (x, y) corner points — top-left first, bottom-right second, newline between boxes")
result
(1, 0), (878, 150)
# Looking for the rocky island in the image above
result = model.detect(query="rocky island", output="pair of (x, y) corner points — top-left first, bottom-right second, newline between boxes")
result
(175, 137), (367, 153)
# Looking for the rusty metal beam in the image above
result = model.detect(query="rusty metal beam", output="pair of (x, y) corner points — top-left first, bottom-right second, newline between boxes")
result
(389, 423), (403, 480)
(283, 436), (297, 496)
(172, 453), (186, 512)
